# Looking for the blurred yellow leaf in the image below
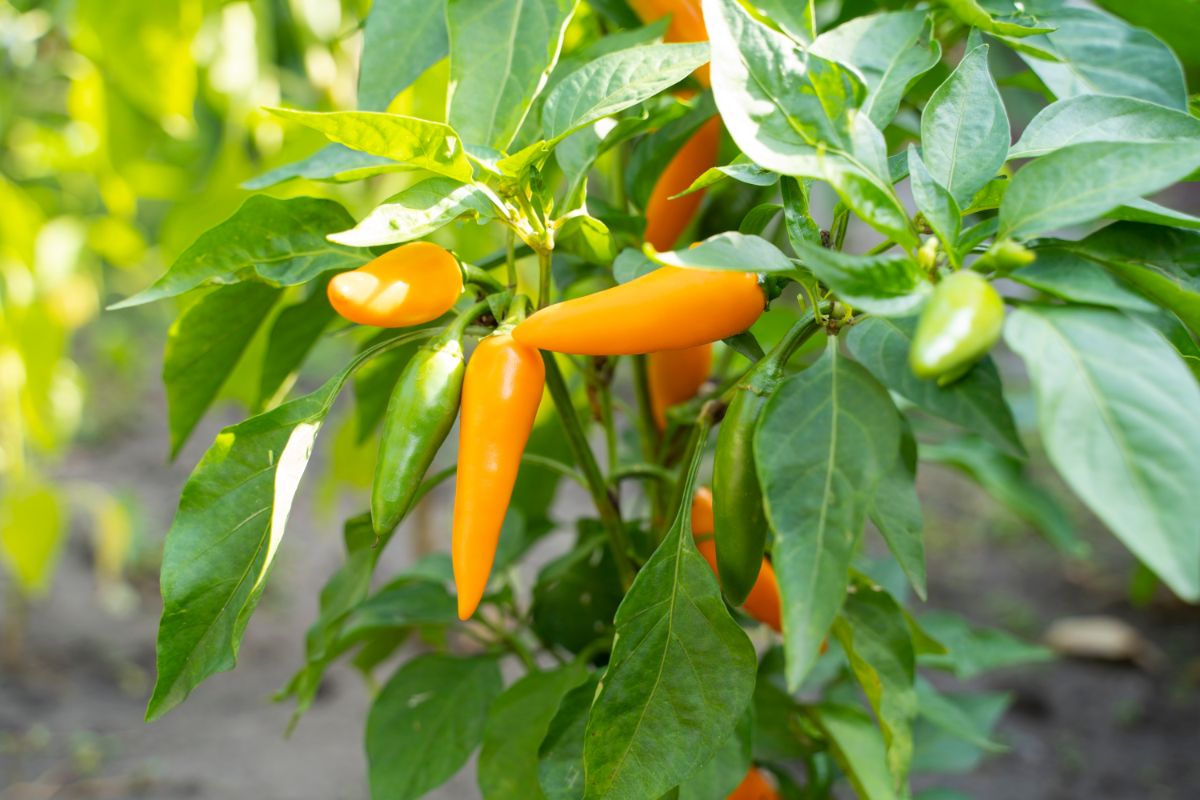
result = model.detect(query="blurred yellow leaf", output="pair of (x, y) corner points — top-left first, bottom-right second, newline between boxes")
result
(0, 478), (66, 597)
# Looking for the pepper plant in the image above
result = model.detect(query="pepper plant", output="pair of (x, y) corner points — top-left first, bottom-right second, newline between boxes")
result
(121, 0), (1200, 797)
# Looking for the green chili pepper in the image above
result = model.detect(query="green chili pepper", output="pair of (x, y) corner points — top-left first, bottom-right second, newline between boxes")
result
(909, 270), (1005, 384)
(371, 302), (486, 538)
(713, 315), (818, 605)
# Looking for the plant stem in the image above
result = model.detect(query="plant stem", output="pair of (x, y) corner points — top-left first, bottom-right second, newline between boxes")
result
(505, 229), (518, 289)
(520, 453), (587, 488)
(537, 248), (553, 309)
(542, 353), (636, 589)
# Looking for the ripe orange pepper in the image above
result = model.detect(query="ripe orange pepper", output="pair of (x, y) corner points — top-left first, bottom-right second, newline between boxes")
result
(513, 267), (763, 356)
(327, 241), (463, 328)
(452, 332), (545, 620)
(648, 343), (712, 429)
(691, 488), (781, 632)
(627, 0), (710, 86)
(728, 767), (780, 800)
(644, 117), (722, 252)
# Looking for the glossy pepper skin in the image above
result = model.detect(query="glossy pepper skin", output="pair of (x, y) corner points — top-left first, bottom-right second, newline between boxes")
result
(627, 0), (709, 85)
(909, 270), (1005, 382)
(370, 322), (471, 538)
(647, 343), (712, 429)
(727, 767), (780, 800)
(452, 332), (545, 620)
(691, 488), (782, 632)
(513, 267), (764, 356)
(644, 117), (722, 252)
(327, 241), (463, 328)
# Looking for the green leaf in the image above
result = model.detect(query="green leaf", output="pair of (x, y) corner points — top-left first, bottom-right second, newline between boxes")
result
(328, 177), (498, 247)
(0, 479), (65, 597)
(819, 154), (920, 249)
(111, 197), (365, 309)
(870, 425), (927, 601)
(921, 435), (1082, 555)
(582, 505), (756, 799)
(146, 331), (432, 721)
(792, 240), (930, 316)
(811, 10), (942, 128)
(268, 108), (473, 181)
(1005, 306), (1200, 600)
(542, 43), (709, 141)
(1011, 248), (1156, 313)
(781, 177), (823, 249)
(751, 658), (808, 763)
(163, 283), (281, 457)
(682, 158), (777, 197)
(340, 576), (459, 639)
(647, 231), (794, 273)
(938, 0), (1054, 37)
(812, 704), (901, 800)
(705, 0), (863, 170)
(1016, 7), (1187, 111)
(1009, 95), (1200, 159)
(677, 708), (753, 800)
(1066, 223), (1200, 334)
(844, 316), (1024, 457)
(998, 140), (1200, 240)
(757, 346), (900, 688)
(242, 145), (403, 190)
(916, 611), (1050, 678)
(358, 0), (448, 111)
(833, 578), (918, 784)
(531, 529), (624, 654)
(367, 654), (503, 800)
(256, 280), (338, 409)
(911, 689), (1011, 776)
(1107, 199), (1200, 231)
(750, 0), (817, 43)
(907, 147), (961, 260)
(915, 679), (1005, 753)
(479, 663), (589, 800)
(538, 674), (600, 800)
(447, 0), (577, 150)
(920, 45), (1010, 207)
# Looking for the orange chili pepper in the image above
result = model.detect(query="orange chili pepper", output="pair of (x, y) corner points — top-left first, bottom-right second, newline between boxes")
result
(452, 332), (545, 620)
(513, 267), (763, 356)
(691, 488), (781, 632)
(327, 241), (463, 328)
(728, 767), (780, 800)
(647, 343), (713, 429)
(644, 117), (722, 251)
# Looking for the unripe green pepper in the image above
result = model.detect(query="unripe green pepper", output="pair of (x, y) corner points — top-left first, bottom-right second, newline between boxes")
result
(713, 315), (818, 604)
(909, 270), (1004, 383)
(371, 302), (485, 538)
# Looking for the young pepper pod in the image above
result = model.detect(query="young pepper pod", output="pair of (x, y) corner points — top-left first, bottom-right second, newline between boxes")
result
(691, 488), (781, 632)
(370, 303), (485, 538)
(513, 266), (765, 355)
(647, 343), (713, 429)
(452, 331), (545, 620)
(909, 270), (1005, 383)
(328, 241), (464, 328)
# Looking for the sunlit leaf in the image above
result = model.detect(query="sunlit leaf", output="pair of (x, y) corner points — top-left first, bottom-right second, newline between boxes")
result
(358, 0), (449, 111)
(329, 177), (498, 247)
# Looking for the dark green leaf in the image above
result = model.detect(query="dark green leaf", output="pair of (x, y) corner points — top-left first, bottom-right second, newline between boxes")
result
(813, 704), (901, 800)
(447, 0), (577, 150)
(844, 316), (1023, 457)
(367, 654), (503, 800)
(757, 346), (900, 688)
(781, 177), (823, 250)
(329, 177), (498, 247)
(1011, 248), (1156, 313)
(870, 424), (927, 600)
(582, 507), (756, 798)
(531, 529), (624, 654)
(1005, 306), (1200, 600)
(164, 283), (281, 456)
(479, 663), (589, 800)
(112, 196), (365, 308)
(358, 0), (448, 111)
(907, 147), (961, 260)
(257, 280), (338, 409)
(920, 45), (1010, 207)
(539, 674), (601, 800)
(677, 708), (753, 800)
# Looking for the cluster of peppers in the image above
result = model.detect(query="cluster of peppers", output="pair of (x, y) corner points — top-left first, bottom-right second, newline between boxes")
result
(323, 2), (1010, 797)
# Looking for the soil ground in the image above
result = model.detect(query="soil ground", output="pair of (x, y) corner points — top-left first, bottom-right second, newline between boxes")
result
(2, 386), (1198, 800)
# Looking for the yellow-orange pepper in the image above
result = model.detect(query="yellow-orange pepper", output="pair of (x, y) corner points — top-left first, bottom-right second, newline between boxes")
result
(728, 767), (780, 800)
(644, 117), (722, 251)
(513, 267), (763, 356)
(647, 344), (712, 429)
(327, 241), (463, 328)
(452, 332), (545, 620)
(691, 488), (781, 632)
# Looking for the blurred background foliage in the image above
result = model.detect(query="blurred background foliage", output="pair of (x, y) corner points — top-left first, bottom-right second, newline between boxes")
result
(0, 0), (399, 621)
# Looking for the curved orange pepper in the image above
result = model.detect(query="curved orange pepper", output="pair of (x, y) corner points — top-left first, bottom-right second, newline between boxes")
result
(691, 488), (781, 632)
(644, 117), (722, 251)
